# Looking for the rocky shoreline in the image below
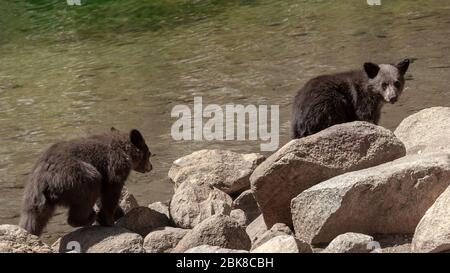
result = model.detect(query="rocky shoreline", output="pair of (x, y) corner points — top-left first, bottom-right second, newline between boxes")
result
(1, 107), (449, 253)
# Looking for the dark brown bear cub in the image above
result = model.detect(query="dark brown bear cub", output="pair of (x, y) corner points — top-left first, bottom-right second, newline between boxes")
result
(291, 59), (410, 139)
(19, 128), (152, 236)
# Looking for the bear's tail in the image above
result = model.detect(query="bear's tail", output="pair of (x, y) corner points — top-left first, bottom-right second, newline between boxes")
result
(19, 175), (54, 236)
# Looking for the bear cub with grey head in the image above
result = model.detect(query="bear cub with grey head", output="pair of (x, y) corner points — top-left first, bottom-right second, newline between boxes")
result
(291, 59), (410, 139)
(19, 128), (152, 236)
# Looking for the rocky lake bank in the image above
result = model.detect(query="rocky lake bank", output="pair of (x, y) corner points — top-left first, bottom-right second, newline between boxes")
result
(1, 107), (449, 253)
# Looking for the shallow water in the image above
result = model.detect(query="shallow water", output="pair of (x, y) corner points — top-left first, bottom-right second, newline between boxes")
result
(0, 0), (449, 243)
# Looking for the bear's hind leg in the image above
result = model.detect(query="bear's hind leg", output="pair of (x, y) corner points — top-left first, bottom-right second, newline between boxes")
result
(97, 184), (123, 227)
(67, 205), (96, 227)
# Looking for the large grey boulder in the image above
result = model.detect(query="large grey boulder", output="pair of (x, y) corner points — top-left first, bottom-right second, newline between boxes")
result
(291, 153), (450, 244)
(323, 233), (378, 253)
(395, 107), (450, 155)
(251, 235), (312, 253)
(0, 225), (53, 253)
(251, 121), (406, 227)
(232, 190), (261, 224)
(55, 226), (144, 253)
(169, 149), (265, 195)
(143, 227), (190, 253)
(412, 185), (450, 253)
(170, 181), (232, 229)
(116, 206), (169, 237)
(172, 215), (251, 253)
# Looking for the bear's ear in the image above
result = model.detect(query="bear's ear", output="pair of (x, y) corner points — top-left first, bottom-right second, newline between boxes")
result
(396, 58), (410, 75)
(130, 129), (145, 148)
(364, 62), (380, 79)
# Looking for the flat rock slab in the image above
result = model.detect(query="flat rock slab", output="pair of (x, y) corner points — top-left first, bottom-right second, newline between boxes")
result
(251, 121), (406, 227)
(169, 149), (265, 195)
(412, 185), (450, 253)
(292, 153), (450, 244)
(395, 107), (450, 155)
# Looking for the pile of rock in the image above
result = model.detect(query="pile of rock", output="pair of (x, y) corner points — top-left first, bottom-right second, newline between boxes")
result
(1, 107), (449, 253)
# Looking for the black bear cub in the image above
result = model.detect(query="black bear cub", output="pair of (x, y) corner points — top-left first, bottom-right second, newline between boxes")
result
(19, 128), (152, 236)
(291, 59), (410, 139)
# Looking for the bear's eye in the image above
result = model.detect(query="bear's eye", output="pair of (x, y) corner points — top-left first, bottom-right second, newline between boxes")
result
(382, 82), (389, 89)
(394, 81), (401, 88)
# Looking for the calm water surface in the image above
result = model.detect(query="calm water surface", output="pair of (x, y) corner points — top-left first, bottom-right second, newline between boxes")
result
(1, 0), (449, 242)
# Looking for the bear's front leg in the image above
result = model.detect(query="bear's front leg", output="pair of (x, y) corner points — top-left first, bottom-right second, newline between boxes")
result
(97, 183), (123, 226)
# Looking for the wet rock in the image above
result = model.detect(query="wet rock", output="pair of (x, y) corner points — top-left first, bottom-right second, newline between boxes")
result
(55, 226), (144, 253)
(291, 153), (450, 244)
(143, 227), (190, 253)
(395, 107), (450, 155)
(170, 181), (232, 229)
(0, 225), (53, 253)
(169, 149), (265, 195)
(251, 121), (406, 227)
(173, 215), (251, 253)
